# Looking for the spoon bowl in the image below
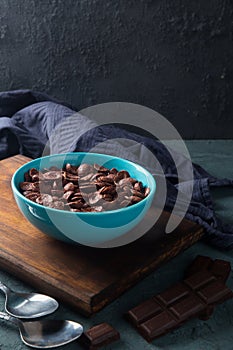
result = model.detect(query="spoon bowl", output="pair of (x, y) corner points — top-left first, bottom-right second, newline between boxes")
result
(0, 281), (58, 319)
(6, 291), (59, 319)
(20, 319), (83, 348)
(0, 312), (83, 348)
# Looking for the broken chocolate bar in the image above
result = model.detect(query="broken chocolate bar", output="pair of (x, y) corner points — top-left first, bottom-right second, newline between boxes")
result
(126, 256), (232, 342)
(78, 322), (120, 349)
(185, 255), (232, 321)
(185, 255), (231, 283)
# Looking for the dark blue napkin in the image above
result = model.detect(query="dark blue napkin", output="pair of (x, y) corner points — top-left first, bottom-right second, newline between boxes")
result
(1, 89), (233, 249)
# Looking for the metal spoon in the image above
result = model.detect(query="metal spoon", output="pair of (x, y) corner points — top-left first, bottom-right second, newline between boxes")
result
(0, 312), (83, 348)
(0, 281), (58, 318)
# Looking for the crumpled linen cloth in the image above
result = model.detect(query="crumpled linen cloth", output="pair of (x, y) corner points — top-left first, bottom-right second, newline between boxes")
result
(1, 89), (233, 248)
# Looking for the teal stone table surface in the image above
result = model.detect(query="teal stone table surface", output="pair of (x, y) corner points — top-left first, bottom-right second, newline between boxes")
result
(0, 140), (233, 350)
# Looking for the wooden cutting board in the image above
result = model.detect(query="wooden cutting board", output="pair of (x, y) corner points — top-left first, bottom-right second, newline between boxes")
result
(0, 155), (204, 316)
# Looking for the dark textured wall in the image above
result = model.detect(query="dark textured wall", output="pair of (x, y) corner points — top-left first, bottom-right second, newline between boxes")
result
(0, 0), (233, 138)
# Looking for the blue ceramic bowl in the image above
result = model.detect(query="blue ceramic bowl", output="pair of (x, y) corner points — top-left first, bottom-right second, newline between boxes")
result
(11, 153), (156, 247)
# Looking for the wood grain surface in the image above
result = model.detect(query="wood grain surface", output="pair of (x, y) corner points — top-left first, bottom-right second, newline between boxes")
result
(0, 155), (204, 316)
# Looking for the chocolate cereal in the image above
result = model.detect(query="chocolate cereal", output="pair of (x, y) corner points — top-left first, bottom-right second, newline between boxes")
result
(20, 163), (150, 212)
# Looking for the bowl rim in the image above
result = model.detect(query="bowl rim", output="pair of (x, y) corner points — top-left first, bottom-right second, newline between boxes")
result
(11, 152), (156, 216)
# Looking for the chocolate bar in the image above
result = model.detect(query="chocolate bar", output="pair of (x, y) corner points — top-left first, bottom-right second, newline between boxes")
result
(78, 322), (120, 349)
(126, 256), (232, 342)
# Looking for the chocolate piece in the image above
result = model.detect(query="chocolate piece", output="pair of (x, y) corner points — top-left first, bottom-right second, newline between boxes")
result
(139, 311), (176, 341)
(184, 270), (216, 290)
(79, 323), (120, 349)
(127, 298), (162, 326)
(197, 280), (232, 304)
(169, 295), (204, 321)
(157, 282), (189, 306)
(126, 256), (232, 342)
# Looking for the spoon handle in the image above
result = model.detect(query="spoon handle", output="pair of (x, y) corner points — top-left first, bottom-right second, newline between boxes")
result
(0, 312), (18, 325)
(0, 281), (10, 295)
